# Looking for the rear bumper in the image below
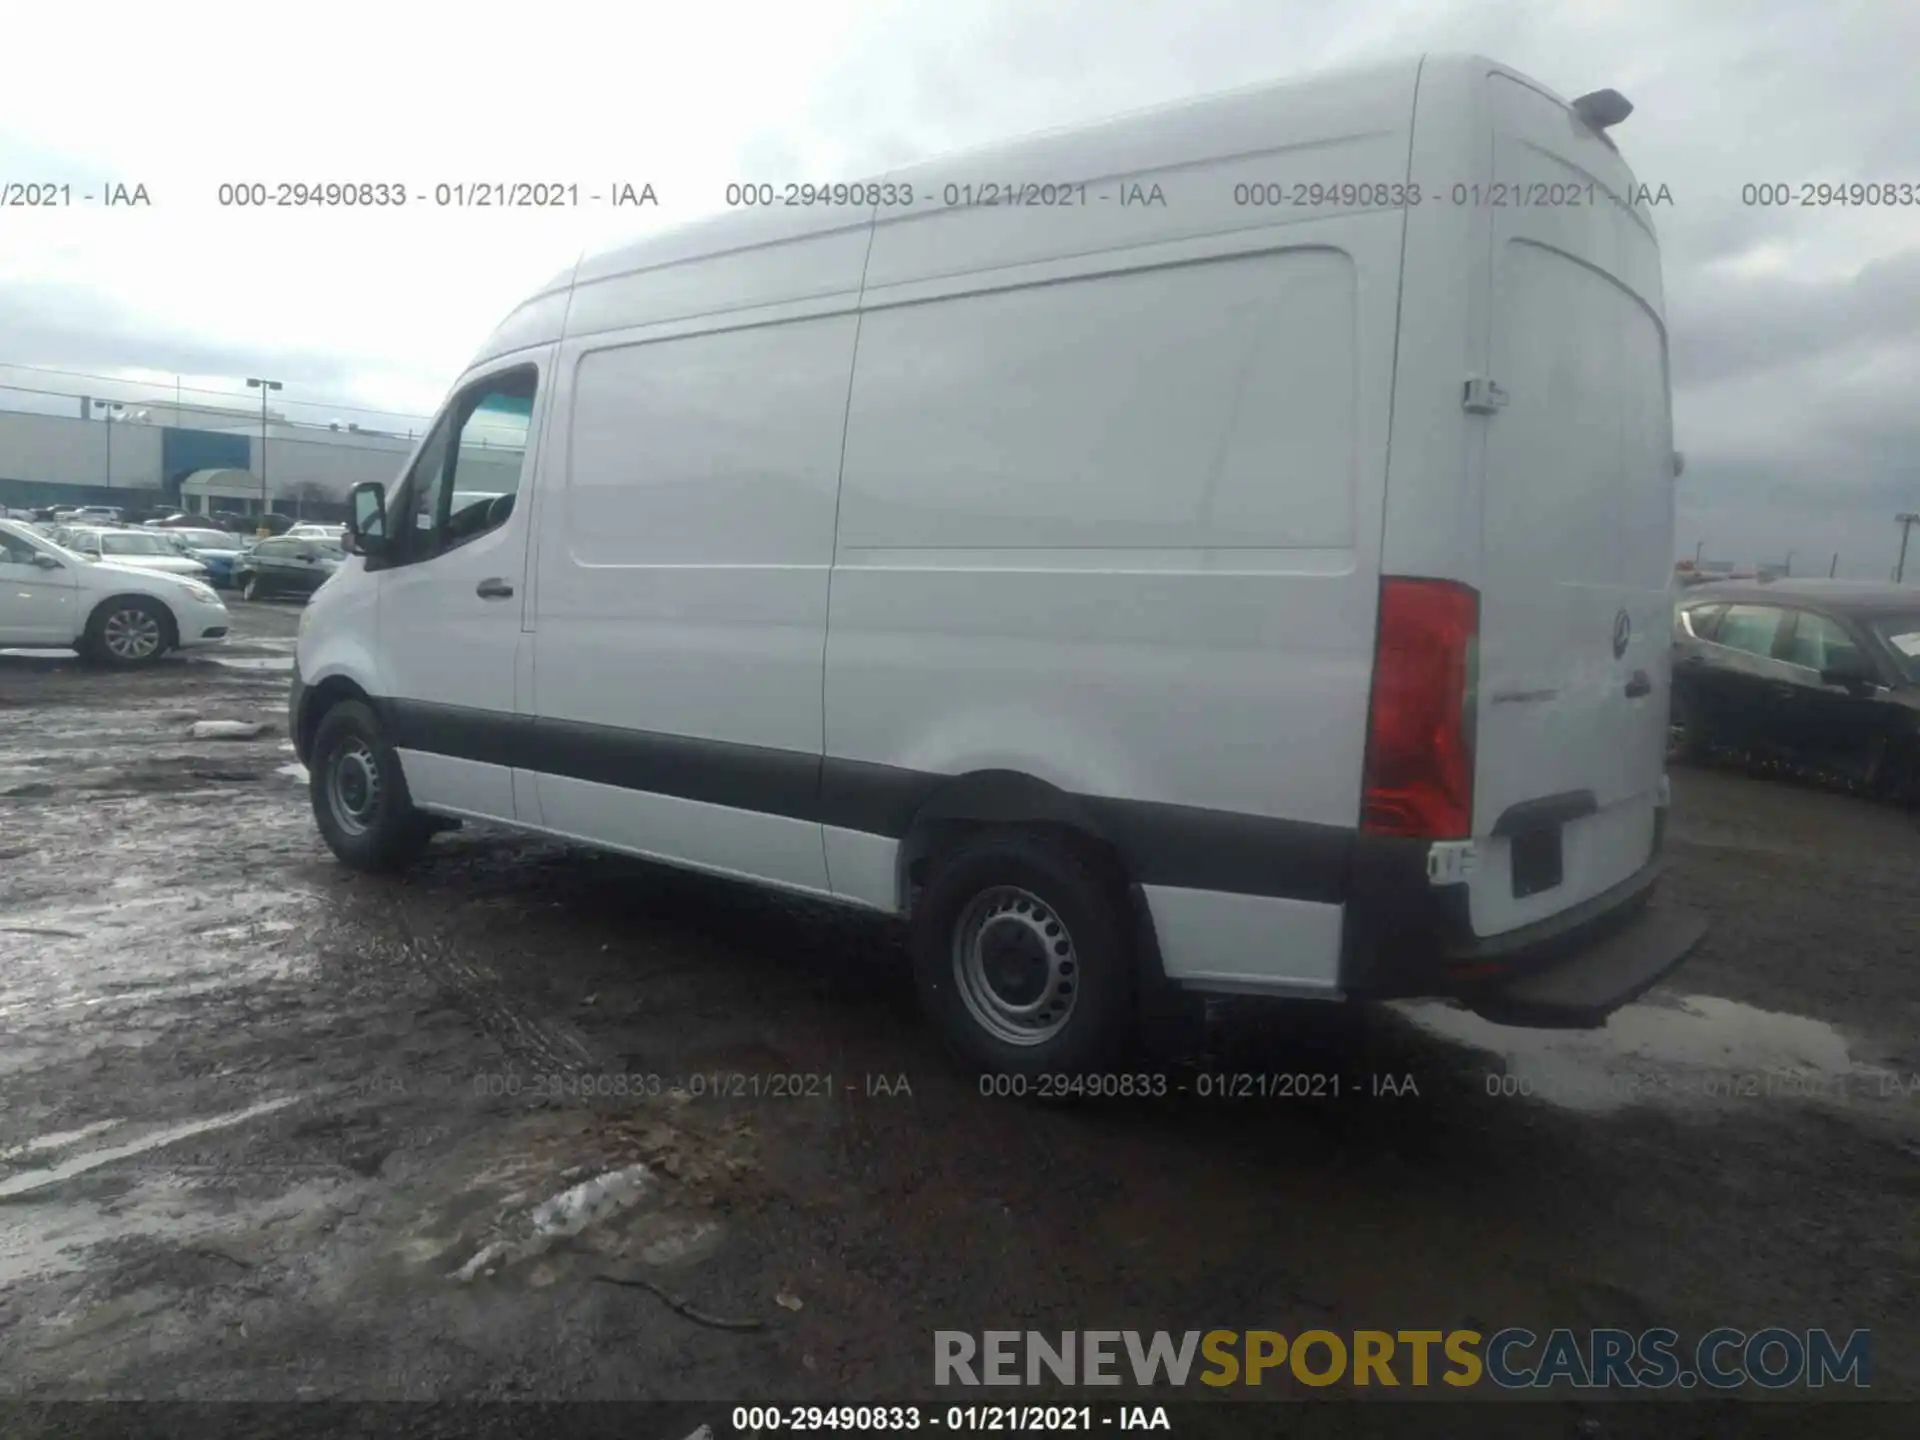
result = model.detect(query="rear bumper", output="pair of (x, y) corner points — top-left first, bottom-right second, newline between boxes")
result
(1340, 815), (1707, 1028)
(1461, 899), (1708, 1029)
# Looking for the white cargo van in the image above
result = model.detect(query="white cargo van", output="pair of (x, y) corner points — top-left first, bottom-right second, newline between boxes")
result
(293, 53), (1705, 1074)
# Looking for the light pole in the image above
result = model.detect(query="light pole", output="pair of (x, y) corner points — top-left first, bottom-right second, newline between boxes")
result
(1782, 550), (1794, 576)
(1896, 513), (1920, 585)
(91, 399), (122, 488)
(246, 377), (282, 521)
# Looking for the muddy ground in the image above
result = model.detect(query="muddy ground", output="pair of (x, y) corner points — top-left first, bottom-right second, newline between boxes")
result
(1, 605), (1916, 1433)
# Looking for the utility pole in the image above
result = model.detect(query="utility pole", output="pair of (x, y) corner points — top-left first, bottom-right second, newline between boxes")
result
(1694, 540), (1704, 563)
(246, 377), (282, 521)
(91, 399), (121, 488)
(1829, 552), (1839, 578)
(1897, 513), (1920, 585)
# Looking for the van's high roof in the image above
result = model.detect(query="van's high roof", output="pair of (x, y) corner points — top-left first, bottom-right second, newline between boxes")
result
(476, 53), (1645, 368)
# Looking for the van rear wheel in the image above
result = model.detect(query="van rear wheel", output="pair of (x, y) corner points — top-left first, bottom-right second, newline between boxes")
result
(309, 699), (436, 873)
(909, 830), (1135, 1077)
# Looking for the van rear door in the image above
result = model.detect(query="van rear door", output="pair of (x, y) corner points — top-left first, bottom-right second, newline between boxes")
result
(1467, 72), (1674, 938)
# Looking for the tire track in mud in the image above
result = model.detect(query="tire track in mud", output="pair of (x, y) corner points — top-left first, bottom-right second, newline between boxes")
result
(372, 898), (597, 1077)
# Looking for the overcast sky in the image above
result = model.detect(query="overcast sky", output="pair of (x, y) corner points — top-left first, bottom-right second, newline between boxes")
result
(3, 0), (1917, 573)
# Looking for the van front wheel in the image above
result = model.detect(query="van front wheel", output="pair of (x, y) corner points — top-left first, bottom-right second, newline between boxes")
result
(309, 698), (435, 873)
(909, 831), (1135, 1077)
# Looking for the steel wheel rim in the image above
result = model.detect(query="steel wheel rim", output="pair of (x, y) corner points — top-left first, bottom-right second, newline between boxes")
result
(952, 885), (1079, 1046)
(103, 607), (162, 660)
(327, 738), (382, 837)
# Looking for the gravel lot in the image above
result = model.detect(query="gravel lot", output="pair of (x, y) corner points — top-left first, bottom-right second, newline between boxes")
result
(1, 605), (1916, 1431)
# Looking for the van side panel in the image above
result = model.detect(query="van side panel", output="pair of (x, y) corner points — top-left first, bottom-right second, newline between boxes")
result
(1374, 57), (1492, 585)
(527, 287), (863, 895)
(823, 72), (1416, 987)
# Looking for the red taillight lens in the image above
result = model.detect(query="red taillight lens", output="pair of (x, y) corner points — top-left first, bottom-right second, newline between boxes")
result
(1361, 576), (1479, 840)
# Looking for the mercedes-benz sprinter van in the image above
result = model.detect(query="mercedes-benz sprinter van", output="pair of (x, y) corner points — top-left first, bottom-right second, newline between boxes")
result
(292, 53), (1706, 1075)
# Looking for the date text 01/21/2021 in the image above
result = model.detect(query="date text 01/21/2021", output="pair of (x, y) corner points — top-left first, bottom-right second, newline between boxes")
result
(731, 1405), (1171, 1432)
(976, 1071), (1421, 1100)
(465, 1071), (914, 1100)
(210, 182), (659, 208)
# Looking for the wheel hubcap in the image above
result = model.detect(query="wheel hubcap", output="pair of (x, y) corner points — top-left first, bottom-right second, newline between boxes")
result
(952, 886), (1079, 1046)
(328, 740), (382, 836)
(103, 608), (161, 659)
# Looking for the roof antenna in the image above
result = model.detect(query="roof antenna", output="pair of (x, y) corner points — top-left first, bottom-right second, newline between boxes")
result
(1571, 88), (1633, 131)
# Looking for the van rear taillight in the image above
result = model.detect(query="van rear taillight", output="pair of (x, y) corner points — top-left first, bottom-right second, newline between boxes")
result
(1361, 577), (1479, 840)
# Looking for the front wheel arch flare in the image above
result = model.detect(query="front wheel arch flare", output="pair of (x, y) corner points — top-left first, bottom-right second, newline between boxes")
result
(300, 675), (375, 763)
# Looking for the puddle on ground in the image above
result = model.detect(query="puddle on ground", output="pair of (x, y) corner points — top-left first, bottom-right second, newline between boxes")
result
(1397, 993), (1906, 1114)
(0, 1119), (127, 1161)
(0, 1097), (301, 1200)
(0, 883), (323, 1074)
(0, 1172), (354, 1288)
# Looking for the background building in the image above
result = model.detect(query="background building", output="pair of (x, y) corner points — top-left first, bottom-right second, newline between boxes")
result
(0, 377), (517, 519)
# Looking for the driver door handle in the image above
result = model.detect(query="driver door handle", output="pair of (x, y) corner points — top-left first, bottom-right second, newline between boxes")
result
(1624, 670), (1652, 698)
(476, 578), (514, 599)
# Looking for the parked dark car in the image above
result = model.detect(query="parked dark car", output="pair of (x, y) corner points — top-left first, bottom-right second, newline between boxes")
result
(1672, 579), (1920, 798)
(231, 535), (343, 601)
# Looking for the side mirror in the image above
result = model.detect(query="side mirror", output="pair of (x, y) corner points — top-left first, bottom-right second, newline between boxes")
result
(348, 481), (388, 557)
(32, 553), (61, 570)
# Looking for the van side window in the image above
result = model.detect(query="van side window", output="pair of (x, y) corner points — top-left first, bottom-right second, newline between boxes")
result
(388, 365), (537, 565)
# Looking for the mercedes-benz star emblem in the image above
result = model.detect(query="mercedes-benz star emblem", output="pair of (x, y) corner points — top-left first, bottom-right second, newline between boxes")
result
(1612, 609), (1632, 659)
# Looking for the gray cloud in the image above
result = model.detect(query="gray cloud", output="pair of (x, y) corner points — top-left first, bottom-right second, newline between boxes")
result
(1671, 250), (1920, 391)
(0, 280), (448, 424)
(8, 0), (1920, 568)
(780, 0), (1920, 568)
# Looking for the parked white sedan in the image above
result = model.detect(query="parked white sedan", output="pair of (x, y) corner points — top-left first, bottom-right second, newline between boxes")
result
(52, 526), (212, 579)
(0, 519), (230, 665)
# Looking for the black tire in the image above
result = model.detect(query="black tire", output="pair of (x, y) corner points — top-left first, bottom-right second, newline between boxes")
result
(909, 829), (1135, 1077)
(81, 596), (175, 667)
(308, 698), (436, 872)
